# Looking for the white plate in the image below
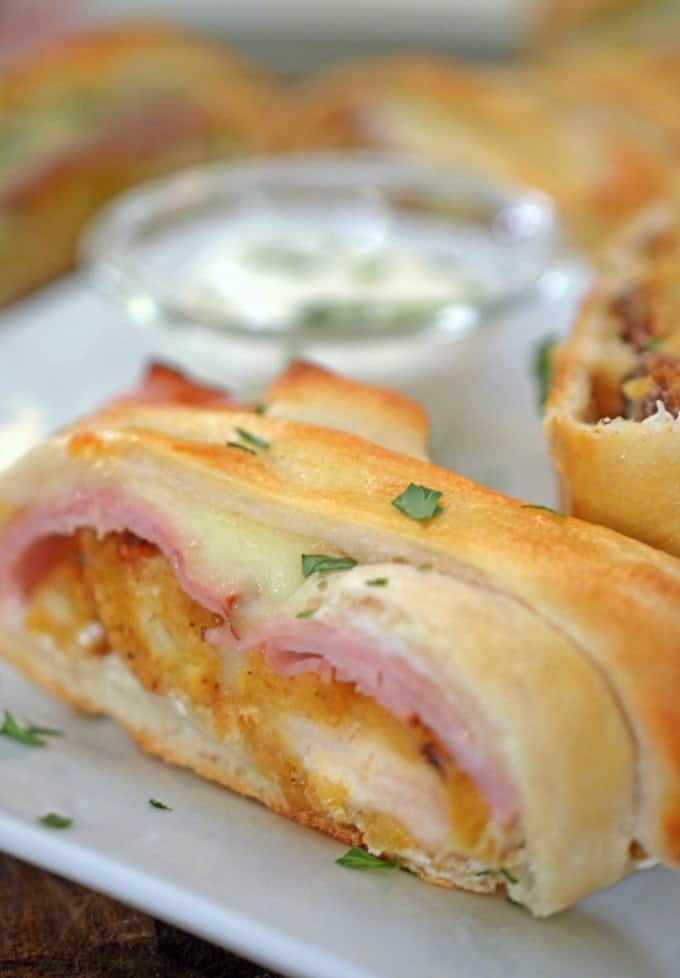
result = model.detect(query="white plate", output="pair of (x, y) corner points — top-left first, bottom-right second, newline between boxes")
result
(2, 274), (680, 978)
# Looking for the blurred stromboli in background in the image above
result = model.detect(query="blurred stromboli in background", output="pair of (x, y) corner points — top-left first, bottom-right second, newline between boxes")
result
(0, 5), (678, 309)
(0, 22), (276, 306)
(267, 49), (677, 250)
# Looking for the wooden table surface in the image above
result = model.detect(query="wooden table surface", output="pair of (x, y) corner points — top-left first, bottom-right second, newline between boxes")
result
(0, 852), (284, 978)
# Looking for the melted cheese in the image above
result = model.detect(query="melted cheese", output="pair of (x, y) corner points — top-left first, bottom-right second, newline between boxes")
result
(136, 482), (330, 629)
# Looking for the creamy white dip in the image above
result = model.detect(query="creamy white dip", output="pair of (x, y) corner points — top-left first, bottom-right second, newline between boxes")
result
(180, 202), (483, 332)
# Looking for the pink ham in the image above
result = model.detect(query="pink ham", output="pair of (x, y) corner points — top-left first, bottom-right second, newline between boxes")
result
(0, 488), (517, 823)
(0, 490), (232, 619)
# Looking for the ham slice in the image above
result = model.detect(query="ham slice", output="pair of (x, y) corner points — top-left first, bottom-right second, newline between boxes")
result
(0, 490), (230, 619)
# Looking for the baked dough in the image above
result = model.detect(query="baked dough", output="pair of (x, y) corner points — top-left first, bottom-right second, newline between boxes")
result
(3, 362), (680, 915)
(546, 197), (680, 556)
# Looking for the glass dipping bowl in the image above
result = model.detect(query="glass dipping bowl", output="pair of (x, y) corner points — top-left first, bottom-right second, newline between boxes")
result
(81, 152), (563, 396)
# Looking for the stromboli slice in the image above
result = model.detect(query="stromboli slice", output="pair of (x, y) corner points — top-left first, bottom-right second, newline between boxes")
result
(546, 197), (680, 557)
(2, 364), (680, 914)
(0, 23), (276, 305)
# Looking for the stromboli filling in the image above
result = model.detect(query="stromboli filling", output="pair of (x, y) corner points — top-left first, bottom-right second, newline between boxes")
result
(599, 219), (680, 421)
(5, 523), (523, 884)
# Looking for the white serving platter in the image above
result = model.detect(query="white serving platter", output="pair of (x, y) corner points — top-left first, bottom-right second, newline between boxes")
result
(2, 272), (679, 978)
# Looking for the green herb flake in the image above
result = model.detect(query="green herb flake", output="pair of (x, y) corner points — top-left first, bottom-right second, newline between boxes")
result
(295, 609), (316, 619)
(254, 403), (267, 415)
(234, 427), (269, 450)
(520, 503), (565, 518)
(365, 577), (388, 587)
(336, 846), (397, 871)
(532, 334), (558, 411)
(25, 724), (63, 737)
(417, 563), (433, 572)
(149, 798), (172, 811)
(302, 554), (358, 577)
(38, 813), (72, 830)
(474, 866), (518, 885)
(0, 710), (62, 747)
(645, 337), (663, 351)
(391, 483), (443, 522)
(226, 441), (257, 455)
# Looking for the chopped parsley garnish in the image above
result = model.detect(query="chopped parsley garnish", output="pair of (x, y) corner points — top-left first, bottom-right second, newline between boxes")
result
(391, 483), (443, 521)
(645, 337), (663, 351)
(295, 609), (316, 619)
(532, 334), (558, 411)
(474, 866), (518, 885)
(501, 867), (519, 885)
(226, 441), (257, 455)
(24, 724), (63, 737)
(234, 427), (269, 450)
(520, 503), (565, 518)
(254, 403), (267, 415)
(149, 798), (172, 811)
(38, 813), (72, 829)
(0, 710), (62, 747)
(365, 577), (388, 587)
(302, 554), (357, 577)
(417, 563), (433, 572)
(336, 846), (397, 871)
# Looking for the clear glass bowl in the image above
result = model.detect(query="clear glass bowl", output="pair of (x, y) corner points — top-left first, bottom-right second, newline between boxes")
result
(80, 152), (564, 393)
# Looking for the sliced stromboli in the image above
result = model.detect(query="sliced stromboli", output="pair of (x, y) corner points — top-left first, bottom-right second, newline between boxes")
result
(266, 54), (671, 249)
(545, 197), (680, 557)
(0, 23), (276, 305)
(2, 365), (680, 915)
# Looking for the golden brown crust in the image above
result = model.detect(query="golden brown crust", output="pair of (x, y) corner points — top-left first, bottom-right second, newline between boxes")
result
(546, 197), (680, 553)
(265, 360), (430, 458)
(544, 199), (680, 859)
